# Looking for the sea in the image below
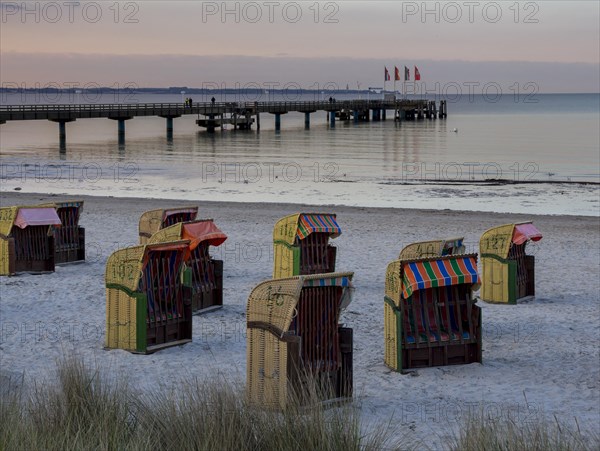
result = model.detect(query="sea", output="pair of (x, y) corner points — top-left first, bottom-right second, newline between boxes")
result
(1, 92), (599, 216)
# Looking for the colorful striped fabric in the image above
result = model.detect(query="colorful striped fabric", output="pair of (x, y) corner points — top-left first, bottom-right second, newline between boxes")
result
(296, 214), (341, 240)
(401, 256), (480, 299)
(303, 276), (352, 288)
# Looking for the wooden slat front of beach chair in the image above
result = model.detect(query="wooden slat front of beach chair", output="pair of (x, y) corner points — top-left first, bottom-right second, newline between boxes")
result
(384, 254), (481, 371)
(141, 247), (192, 350)
(148, 219), (227, 314)
(189, 242), (224, 313)
(298, 232), (336, 275)
(288, 285), (353, 400)
(12, 225), (55, 273)
(51, 202), (85, 264)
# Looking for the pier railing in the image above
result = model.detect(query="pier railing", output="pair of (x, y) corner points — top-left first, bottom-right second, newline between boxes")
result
(0, 99), (431, 122)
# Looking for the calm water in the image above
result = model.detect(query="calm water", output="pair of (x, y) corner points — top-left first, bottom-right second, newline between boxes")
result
(1, 93), (599, 216)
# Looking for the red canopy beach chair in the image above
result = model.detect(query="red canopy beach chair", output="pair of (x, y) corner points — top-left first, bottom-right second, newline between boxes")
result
(149, 219), (227, 314)
(0, 206), (61, 275)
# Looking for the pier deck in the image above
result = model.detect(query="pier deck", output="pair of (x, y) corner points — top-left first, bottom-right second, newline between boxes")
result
(0, 99), (446, 146)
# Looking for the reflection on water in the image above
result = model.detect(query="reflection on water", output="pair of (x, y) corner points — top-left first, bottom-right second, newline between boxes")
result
(1, 95), (598, 216)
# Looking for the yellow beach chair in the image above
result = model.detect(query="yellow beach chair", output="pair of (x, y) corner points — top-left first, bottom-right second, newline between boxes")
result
(272, 213), (341, 278)
(105, 240), (193, 353)
(480, 222), (542, 304)
(384, 252), (482, 371)
(0, 206), (61, 275)
(247, 272), (354, 409)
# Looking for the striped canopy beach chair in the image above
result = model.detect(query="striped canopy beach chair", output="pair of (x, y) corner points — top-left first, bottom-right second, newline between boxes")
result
(399, 237), (466, 260)
(138, 206), (198, 244)
(247, 272), (354, 409)
(384, 253), (482, 371)
(148, 219), (227, 314)
(0, 206), (61, 275)
(105, 240), (193, 353)
(272, 213), (341, 279)
(480, 222), (542, 304)
(39, 200), (85, 264)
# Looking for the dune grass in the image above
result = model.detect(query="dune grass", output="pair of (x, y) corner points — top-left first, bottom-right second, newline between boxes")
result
(0, 357), (396, 451)
(450, 410), (598, 451)
(1, 357), (597, 450)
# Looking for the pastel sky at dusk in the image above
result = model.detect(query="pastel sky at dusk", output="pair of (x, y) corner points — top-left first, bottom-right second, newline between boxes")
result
(1, 1), (599, 92)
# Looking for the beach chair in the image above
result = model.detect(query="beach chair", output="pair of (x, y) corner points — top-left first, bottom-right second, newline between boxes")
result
(247, 272), (354, 409)
(399, 237), (466, 260)
(39, 200), (85, 264)
(0, 206), (61, 276)
(138, 206), (198, 244)
(480, 222), (542, 304)
(384, 253), (482, 371)
(105, 240), (193, 353)
(148, 219), (227, 314)
(272, 213), (341, 279)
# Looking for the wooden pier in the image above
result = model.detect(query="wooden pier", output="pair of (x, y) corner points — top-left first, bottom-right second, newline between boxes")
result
(0, 99), (447, 147)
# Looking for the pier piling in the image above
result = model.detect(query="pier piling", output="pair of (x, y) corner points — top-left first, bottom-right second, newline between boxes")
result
(275, 113), (281, 132)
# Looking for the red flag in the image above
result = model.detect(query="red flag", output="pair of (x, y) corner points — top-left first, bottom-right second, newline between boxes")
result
(394, 66), (401, 81)
(404, 66), (410, 81)
(384, 67), (391, 81)
(414, 66), (421, 81)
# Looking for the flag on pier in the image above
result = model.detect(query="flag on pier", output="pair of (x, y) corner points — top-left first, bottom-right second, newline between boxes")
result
(404, 66), (410, 81)
(415, 66), (421, 81)
(384, 67), (391, 81)
(394, 66), (401, 81)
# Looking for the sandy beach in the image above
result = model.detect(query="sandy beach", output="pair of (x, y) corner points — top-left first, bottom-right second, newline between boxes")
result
(1, 191), (599, 447)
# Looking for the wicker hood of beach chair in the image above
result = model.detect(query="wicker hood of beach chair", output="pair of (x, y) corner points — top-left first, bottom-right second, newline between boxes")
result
(384, 253), (482, 372)
(38, 200), (85, 264)
(148, 219), (227, 314)
(138, 206), (198, 244)
(105, 240), (193, 353)
(0, 205), (61, 275)
(272, 213), (341, 279)
(247, 272), (354, 409)
(479, 222), (543, 304)
(399, 237), (466, 260)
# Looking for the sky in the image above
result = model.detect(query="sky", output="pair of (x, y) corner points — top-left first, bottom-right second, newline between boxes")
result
(1, 1), (599, 92)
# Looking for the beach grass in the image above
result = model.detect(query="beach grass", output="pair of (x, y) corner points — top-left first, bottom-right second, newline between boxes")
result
(0, 356), (398, 451)
(1, 356), (597, 451)
(450, 408), (597, 451)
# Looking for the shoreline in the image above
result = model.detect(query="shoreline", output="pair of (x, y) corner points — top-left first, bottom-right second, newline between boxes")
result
(2, 190), (599, 220)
